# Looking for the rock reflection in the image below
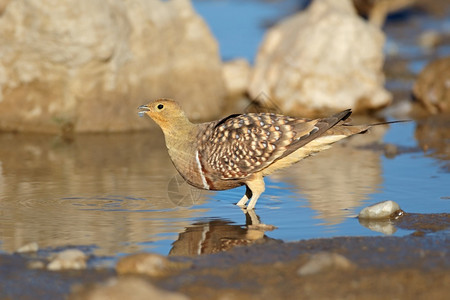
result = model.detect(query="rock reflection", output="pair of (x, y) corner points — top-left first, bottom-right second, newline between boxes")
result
(169, 210), (276, 256)
(270, 124), (388, 225)
(415, 115), (450, 171)
(359, 213), (450, 236)
(358, 218), (397, 235)
(0, 131), (210, 255)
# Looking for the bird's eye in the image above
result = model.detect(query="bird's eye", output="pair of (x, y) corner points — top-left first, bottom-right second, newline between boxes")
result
(157, 104), (164, 110)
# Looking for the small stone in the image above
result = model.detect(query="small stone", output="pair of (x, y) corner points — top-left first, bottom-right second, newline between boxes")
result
(413, 56), (450, 114)
(297, 252), (355, 276)
(384, 144), (398, 158)
(27, 260), (46, 269)
(47, 249), (87, 271)
(358, 200), (402, 220)
(418, 31), (441, 49)
(116, 253), (191, 277)
(69, 277), (190, 300)
(16, 242), (39, 253)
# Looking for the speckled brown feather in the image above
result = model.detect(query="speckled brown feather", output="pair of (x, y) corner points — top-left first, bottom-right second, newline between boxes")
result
(138, 98), (393, 210)
(197, 110), (351, 181)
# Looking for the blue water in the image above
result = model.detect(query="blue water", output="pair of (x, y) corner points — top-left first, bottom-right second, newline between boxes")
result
(192, 0), (301, 62)
(140, 120), (449, 255)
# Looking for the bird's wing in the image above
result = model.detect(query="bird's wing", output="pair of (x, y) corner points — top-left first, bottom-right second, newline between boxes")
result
(197, 112), (337, 180)
(276, 109), (352, 159)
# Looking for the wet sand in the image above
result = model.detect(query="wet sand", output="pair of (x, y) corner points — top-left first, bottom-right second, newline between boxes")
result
(1, 213), (448, 300)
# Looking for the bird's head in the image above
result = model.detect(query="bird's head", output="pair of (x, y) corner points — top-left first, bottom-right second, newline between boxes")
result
(138, 98), (192, 132)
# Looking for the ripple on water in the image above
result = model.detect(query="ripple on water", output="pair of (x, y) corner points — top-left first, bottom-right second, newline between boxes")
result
(61, 195), (150, 212)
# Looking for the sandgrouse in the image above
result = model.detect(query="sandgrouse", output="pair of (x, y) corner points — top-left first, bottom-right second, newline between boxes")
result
(138, 98), (389, 210)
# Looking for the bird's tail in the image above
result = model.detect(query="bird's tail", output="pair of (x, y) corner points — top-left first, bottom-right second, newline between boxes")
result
(367, 119), (411, 126)
(356, 119), (411, 134)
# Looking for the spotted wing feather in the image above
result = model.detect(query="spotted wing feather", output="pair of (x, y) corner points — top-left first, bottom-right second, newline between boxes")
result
(197, 113), (320, 180)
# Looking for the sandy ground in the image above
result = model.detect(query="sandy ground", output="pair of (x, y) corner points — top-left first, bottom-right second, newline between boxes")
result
(1, 213), (448, 300)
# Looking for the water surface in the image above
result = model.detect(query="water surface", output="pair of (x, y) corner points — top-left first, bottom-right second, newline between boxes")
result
(0, 120), (448, 257)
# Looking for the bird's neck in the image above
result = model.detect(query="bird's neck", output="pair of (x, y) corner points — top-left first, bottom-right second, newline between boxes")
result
(161, 119), (197, 152)
(162, 121), (204, 188)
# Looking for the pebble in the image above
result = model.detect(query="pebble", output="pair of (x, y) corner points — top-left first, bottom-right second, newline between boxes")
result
(16, 242), (39, 253)
(383, 144), (398, 159)
(358, 200), (402, 220)
(116, 253), (191, 277)
(297, 252), (355, 276)
(47, 249), (87, 271)
(69, 277), (190, 300)
(418, 30), (441, 49)
(27, 260), (46, 269)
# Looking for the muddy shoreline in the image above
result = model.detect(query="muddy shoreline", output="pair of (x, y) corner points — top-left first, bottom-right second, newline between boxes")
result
(1, 213), (448, 300)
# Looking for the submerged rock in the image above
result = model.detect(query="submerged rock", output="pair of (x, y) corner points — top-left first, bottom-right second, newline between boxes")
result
(0, 0), (225, 133)
(413, 56), (450, 114)
(248, 0), (391, 117)
(47, 249), (87, 271)
(358, 200), (403, 219)
(116, 253), (191, 277)
(298, 252), (355, 276)
(70, 277), (190, 300)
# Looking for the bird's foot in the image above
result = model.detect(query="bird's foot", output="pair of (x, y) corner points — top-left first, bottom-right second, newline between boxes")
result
(236, 203), (247, 209)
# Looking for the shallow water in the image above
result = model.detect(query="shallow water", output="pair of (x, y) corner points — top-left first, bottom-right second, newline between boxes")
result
(0, 119), (448, 258)
(0, 0), (449, 261)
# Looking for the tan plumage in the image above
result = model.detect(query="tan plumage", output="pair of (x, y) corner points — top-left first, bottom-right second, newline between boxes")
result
(138, 98), (381, 210)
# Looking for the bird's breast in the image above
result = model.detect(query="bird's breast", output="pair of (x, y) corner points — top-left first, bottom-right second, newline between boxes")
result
(166, 147), (235, 191)
(193, 149), (243, 191)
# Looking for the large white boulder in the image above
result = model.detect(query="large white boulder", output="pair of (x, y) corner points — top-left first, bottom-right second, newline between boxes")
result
(0, 0), (225, 133)
(248, 0), (391, 117)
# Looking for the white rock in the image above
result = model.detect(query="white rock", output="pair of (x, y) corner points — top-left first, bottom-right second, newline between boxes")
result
(298, 252), (355, 276)
(0, 0), (225, 133)
(248, 0), (391, 116)
(358, 200), (401, 219)
(222, 58), (251, 96)
(16, 242), (39, 253)
(47, 249), (87, 271)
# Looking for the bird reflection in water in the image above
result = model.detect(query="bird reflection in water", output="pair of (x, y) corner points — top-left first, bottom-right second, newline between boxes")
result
(169, 210), (276, 256)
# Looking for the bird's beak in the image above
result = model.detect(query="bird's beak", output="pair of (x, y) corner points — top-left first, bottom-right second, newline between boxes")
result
(137, 104), (150, 117)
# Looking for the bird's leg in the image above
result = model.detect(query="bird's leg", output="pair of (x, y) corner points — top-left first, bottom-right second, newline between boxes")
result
(245, 175), (265, 210)
(236, 185), (252, 207)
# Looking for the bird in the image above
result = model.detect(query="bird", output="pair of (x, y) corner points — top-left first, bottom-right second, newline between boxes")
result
(138, 98), (400, 210)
